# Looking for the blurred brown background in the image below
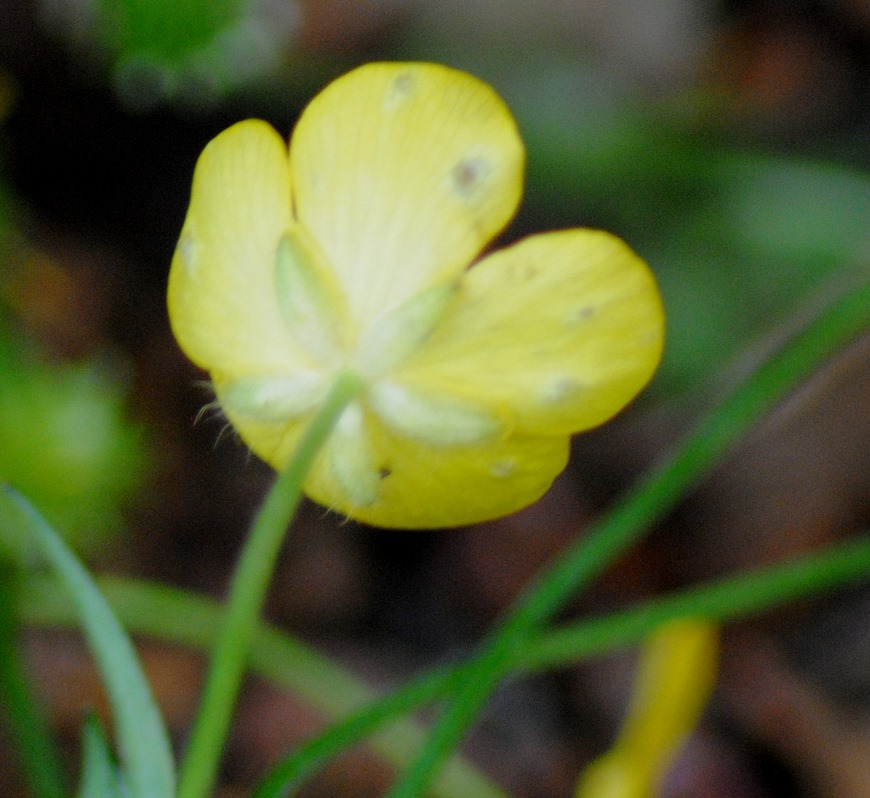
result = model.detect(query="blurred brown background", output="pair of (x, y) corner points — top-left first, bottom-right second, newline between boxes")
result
(1, 0), (869, 795)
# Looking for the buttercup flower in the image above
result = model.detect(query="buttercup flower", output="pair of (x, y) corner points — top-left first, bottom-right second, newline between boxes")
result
(168, 62), (664, 528)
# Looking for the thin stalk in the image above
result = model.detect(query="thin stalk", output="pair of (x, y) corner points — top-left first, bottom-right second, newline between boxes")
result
(16, 533), (870, 797)
(177, 370), (363, 798)
(260, 533), (870, 797)
(0, 573), (66, 798)
(18, 575), (497, 798)
(12, 278), (870, 798)
(19, 536), (870, 798)
(520, 533), (870, 669)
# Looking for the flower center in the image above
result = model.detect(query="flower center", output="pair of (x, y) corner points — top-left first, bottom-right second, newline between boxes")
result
(219, 229), (506, 507)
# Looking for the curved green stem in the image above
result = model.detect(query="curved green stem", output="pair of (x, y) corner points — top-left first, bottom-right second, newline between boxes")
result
(256, 535), (870, 797)
(20, 572), (501, 798)
(521, 533), (870, 669)
(15, 534), (870, 797)
(0, 572), (66, 798)
(177, 370), (363, 798)
(384, 276), (870, 798)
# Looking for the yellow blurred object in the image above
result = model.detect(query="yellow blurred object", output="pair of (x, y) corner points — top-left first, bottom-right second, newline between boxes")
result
(576, 619), (719, 798)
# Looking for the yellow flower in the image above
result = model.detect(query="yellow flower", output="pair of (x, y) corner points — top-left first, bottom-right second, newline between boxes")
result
(168, 62), (664, 529)
(575, 619), (719, 798)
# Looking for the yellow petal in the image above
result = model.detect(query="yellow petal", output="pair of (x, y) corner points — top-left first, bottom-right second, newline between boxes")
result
(574, 755), (646, 798)
(575, 619), (719, 798)
(394, 230), (665, 436)
(168, 119), (311, 376)
(616, 619), (718, 782)
(307, 409), (569, 528)
(221, 391), (568, 528)
(288, 62), (524, 332)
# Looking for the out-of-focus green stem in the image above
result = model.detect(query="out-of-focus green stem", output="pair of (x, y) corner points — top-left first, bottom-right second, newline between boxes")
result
(177, 370), (363, 798)
(0, 573), (66, 798)
(520, 533), (870, 669)
(16, 533), (870, 798)
(19, 575), (501, 798)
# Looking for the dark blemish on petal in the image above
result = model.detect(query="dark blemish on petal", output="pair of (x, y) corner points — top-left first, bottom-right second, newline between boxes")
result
(384, 73), (416, 110)
(504, 259), (540, 283)
(566, 306), (596, 325)
(522, 262), (540, 280)
(395, 73), (414, 93)
(490, 459), (516, 478)
(451, 157), (488, 196)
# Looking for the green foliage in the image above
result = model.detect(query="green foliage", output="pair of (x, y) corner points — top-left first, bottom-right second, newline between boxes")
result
(5, 276), (870, 798)
(0, 571), (66, 798)
(77, 714), (127, 798)
(97, 0), (243, 61)
(2, 29), (869, 797)
(0, 324), (147, 563)
(1, 488), (175, 798)
(87, 0), (299, 106)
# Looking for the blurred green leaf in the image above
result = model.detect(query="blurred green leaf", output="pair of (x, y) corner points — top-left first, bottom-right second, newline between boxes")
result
(86, 0), (300, 107)
(724, 157), (870, 269)
(0, 571), (67, 798)
(0, 323), (148, 560)
(98, 0), (243, 60)
(0, 487), (175, 798)
(77, 713), (127, 798)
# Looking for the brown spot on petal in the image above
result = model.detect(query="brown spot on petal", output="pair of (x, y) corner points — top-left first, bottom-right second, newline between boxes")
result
(490, 459), (517, 478)
(565, 306), (597, 326)
(451, 157), (488, 197)
(384, 72), (416, 110)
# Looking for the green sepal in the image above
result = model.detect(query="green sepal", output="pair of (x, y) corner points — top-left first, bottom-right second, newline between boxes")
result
(219, 372), (327, 423)
(274, 229), (348, 364)
(355, 279), (460, 377)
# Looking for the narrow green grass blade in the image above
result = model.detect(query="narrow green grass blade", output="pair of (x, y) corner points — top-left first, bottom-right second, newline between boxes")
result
(18, 531), (870, 798)
(77, 713), (125, 798)
(520, 534), (870, 669)
(20, 575), (502, 798)
(1, 487), (175, 798)
(0, 571), (66, 798)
